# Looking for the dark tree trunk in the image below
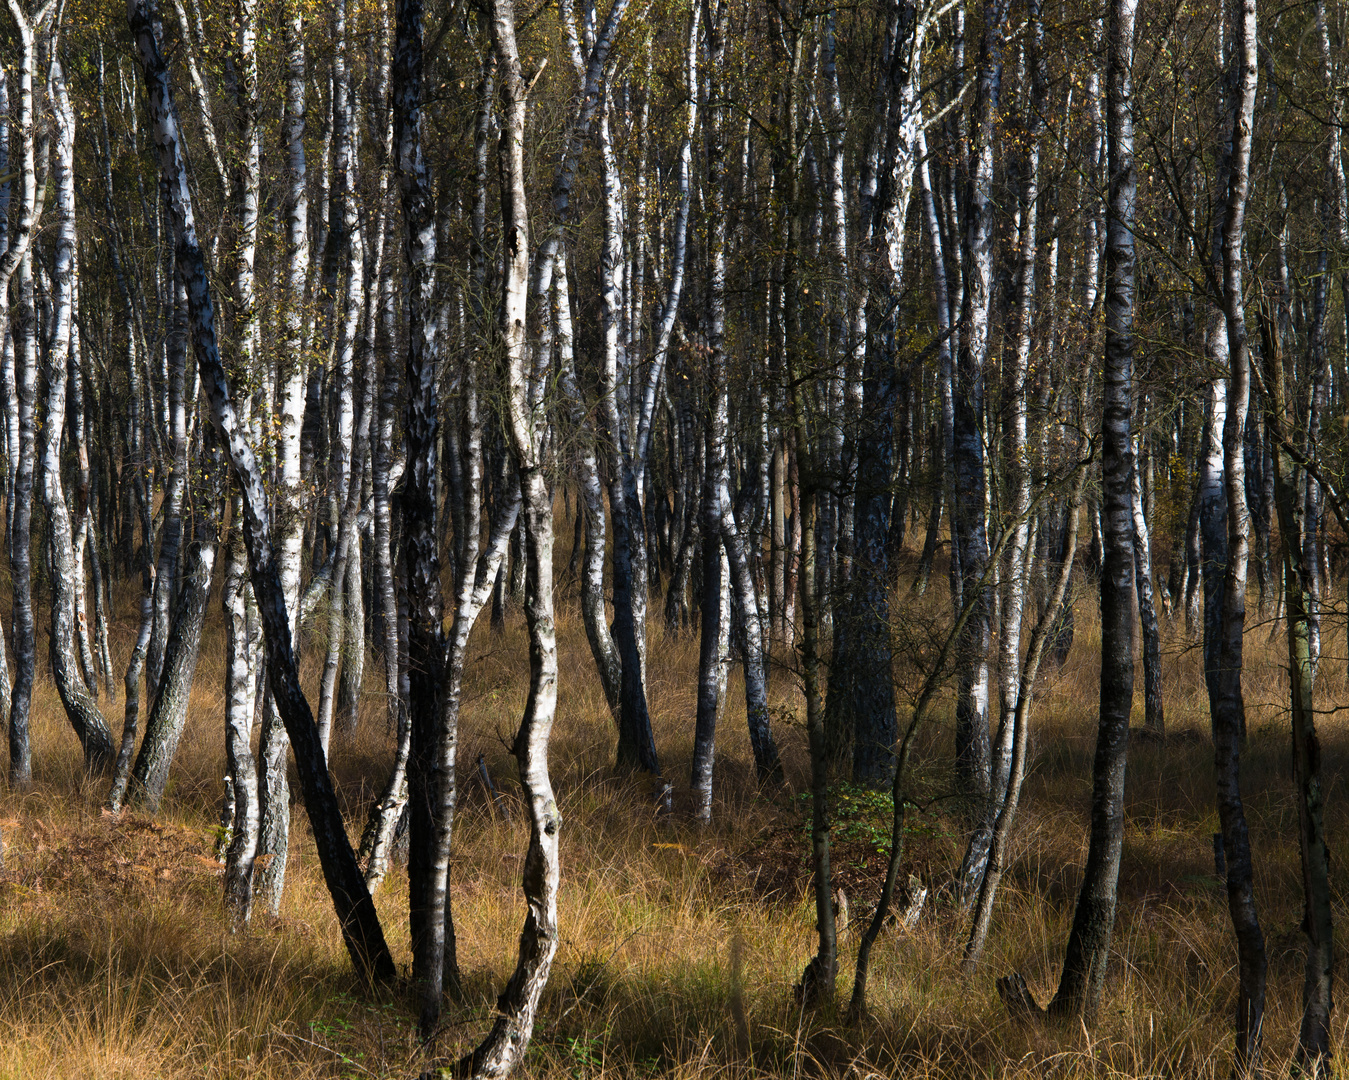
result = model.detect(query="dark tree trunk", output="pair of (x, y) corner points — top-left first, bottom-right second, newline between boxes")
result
(1261, 305), (1333, 1076)
(1051, 0), (1136, 1019)
(106, 586), (153, 810)
(129, 493), (219, 812)
(128, 0), (395, 986)
(392, 0), (454, 1032)
(1210, 0), (1265, 1068)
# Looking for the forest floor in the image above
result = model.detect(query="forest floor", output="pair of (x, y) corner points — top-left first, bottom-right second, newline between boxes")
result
(1, 561), (1347, 1079)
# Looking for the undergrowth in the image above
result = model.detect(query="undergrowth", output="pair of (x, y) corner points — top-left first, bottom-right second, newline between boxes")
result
(0, 562), (1346, 1079)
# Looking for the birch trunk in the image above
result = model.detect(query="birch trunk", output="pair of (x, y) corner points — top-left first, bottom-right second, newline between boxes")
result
(4, 0), (49, 788)
(129, 492), (219, 812)
(1051, 0), (1136, 1018)
(255, 0), (311, 918)
(318, 2), (366, 755)
(68, 296), (98, 699)
(455, 1), (562, 1069)
(1132, 433), (1164, 733)
(222, 0), (262, 923)
(359, 213), (410, 888)
(1260, 304), (1333, 1075)
(41, 58), (115, 772)
(1210, 0), (1265, 1066)
(951, 0), (1010, 804)
(967, 463), (1086, 967)
(107, 589), (154, 810)
(128, 0), (396, 985)
(147, 278), (191, 696)
(391, 0), (453, 1031)
(601, 98), (659, 776)
(958, 0), (1043, 900)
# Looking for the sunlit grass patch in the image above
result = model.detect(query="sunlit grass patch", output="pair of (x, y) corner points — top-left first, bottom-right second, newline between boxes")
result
(2, 562), (1348, 1077)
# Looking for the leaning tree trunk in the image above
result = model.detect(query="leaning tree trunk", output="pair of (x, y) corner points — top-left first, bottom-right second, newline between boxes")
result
(107, 586), (153, 810)
(966, 463), (1086, 967)
(536, 0), (634, 747)
(129, 0), (395, 986)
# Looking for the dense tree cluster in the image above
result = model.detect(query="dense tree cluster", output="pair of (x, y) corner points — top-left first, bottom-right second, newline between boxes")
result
(0, 0), (1343, 1072)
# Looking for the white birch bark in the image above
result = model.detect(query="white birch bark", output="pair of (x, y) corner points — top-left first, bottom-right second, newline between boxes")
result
(1211, 0), (1266, 1062)
(456, 2), (562, 1070)
(1133, 429), (1164, 733)
(41, 56), (115, 772)
(960, 0), (1041, 902)
(128, 0), (396, 986)
(169, 0), (226, 190)
(952, 0), (1011, 803)
(255, 0), (309, 918)
(534, 0), (633, 731)
(222, 0), (262, 923)
(68, 277), (99, 698)
(601, 95), (660, 775)
(4, 0), (50, 788)
(315, 0), (369, 756)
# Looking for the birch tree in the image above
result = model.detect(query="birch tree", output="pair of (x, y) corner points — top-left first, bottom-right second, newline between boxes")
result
(128, 0), (396, 986)
(220, 0), (262, 921)
(950, 0), (1010, 806)
(41, 55), (115, 772)
(391, 0), (454, 1029)
(1259, 303), (1333, 1076)
(4, 0), (51, 788)
(1209, 0), (1265, 1066)
(1049, 0), (1136, 1020)
(452, 0), (564, 1070)
(252, 0), (312, 919)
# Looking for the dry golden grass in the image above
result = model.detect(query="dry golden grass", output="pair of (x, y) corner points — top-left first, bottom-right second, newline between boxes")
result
(2, 562), (1348, 1079)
